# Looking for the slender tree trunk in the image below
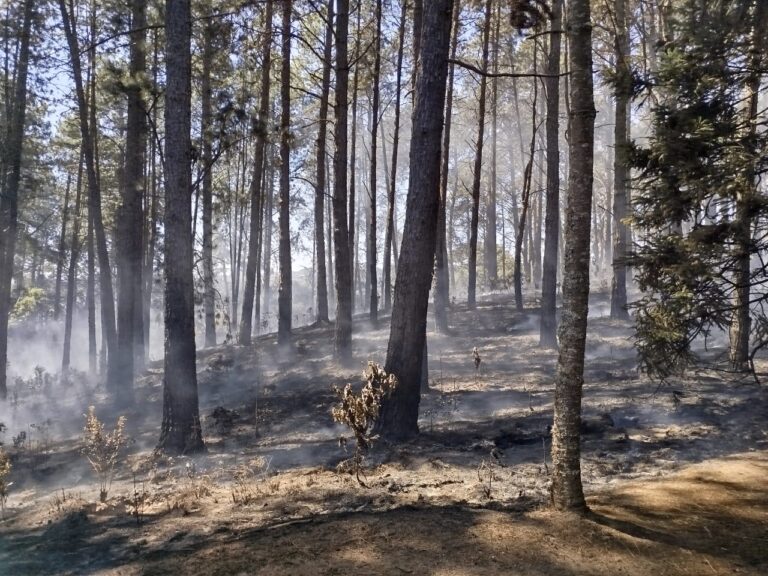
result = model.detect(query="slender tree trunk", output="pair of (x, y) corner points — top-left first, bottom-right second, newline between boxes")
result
(348, 5), (361, 310)
(540, 2), (563, 348)
(729, 0), (766, 369)
(550, 0), (595, 513)
(201, 15), (217, 347)
(313, 0), (332, 324)
(467, 0), (492, 309)
(376, 0), (453, 441)
(367, 0), (382, 324)
(0, 0), (33, 399)
(277, 0), (293, 346)
(158, 0), (204, 455)
(59, 0), (118, 386)
(383, 0), (406, 313)
(484, 0), (500, 288)
(434, 0), (460, 333)
(610, 0), (631, 321)
(63, 152), (85, 372)
(411, 0), (423, 91)
(239, 0), (273, 344)
(54, 173), (72, 321)
(263, 157), (274, 320)
(333, 0), (353, 361)
(115, 0), (148, 405)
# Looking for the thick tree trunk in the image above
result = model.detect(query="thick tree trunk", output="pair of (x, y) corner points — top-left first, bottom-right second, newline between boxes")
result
(312, 0), (332, 324)
(729, 0), (765, 370)
(375, 0), (453, 441)
(540, 1), (562, 348)
(333, 0), (353, 362)
(383, 0), (407, 313)
(239, 0), (273, 344)
(59, 0), (118, 386)
(158, 0), (204, 455)
(434, 0), (460, 333)
(0, 0), (33, 399)
(467, 0), (492, 309)
(550, 0), (595, 513)
(115, 0), (148, 406)
(609, 0), (631, 321)
(277, 0), (293, 347)
(201, 16), (217, 347)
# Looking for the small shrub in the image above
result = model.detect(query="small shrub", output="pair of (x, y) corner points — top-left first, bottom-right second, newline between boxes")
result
(82, 406), (128, 502)
(332, 362), (397, 485)
(0, 449), (11, 516)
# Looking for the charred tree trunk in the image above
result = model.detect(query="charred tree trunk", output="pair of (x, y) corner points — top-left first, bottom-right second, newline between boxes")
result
(239, 0), (273, 344)
(333, 0), (353, 362)
(115, 0), (148, 405)
(609, 0), (631, 321)
(201, 16), (217, 347)
(375, 0), (453, 441)
(540, 0), (563, 348)
(467, 0), (492, 309)
(434, 0), (460, 333)
(277, 0), (293, 347)
(550, 0), (595, 513)
(0, 0), (33, 399)
(158, 0), (204, 455)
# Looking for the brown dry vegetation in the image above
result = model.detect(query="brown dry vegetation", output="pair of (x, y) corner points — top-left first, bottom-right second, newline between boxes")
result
(0, 293), (766, 575)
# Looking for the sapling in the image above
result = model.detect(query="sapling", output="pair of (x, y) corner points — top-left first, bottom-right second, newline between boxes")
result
(82, 406), (128, 502)
(331, 362), (397, 485)
(0, 449), (11, 516)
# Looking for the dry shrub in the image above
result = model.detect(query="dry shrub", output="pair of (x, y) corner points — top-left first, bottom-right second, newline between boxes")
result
(0, 449), (11, 516)
(231, 456), (271, 505)
(82, 406), (128, 502)
(332, 362), (397, 485)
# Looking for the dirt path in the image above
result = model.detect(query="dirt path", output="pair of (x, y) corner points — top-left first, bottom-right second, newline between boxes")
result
(119, 451), (768, 576)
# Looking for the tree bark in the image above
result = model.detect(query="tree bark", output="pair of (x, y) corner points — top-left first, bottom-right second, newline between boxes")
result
(158, 0), (204, 455)
(375, 0), (454, 441)
(484, 0), (500, 289)
(550, 0), (595, 513)
(239, 0), (273, 344)
(467, 0), (492, 309)
(277, 0), (293, 347)
(201, 14), (217, 347)
(540, 1), (562, 348)
(434, 0), (460, 333)
(609, 0), (631, 321)
(333, 0), (353, 362)
(367, 0), (382, 324)
(54, 173), (72, 321)
(63, 151), (84, 372)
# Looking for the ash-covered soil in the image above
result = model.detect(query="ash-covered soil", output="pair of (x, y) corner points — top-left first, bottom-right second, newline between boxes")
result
(0, 293), (766, 575)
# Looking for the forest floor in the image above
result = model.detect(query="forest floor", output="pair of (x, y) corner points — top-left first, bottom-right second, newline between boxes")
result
(0, 292), (767, 575)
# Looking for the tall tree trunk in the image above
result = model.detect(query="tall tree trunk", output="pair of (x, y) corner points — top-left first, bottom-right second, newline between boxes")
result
(313, 0), (332, 324)
(375, 0), (453, 441)
(115, 0), (148, 405)
(0, 0), (33, 399)
(333, 0), (353, 362)
(59, 0), (118, 386)
(434, 0), (460, 333)
(610, 0), (631, 321)
(63, 153), (84, 373)
(411, 0), (423, 91)
(158, 0), (204, 455)
(540, 2), (563, 348)
(729, 0), (767, 369)
(550, 0), (595, 513)
(467, 0), (492, 309)
(201, 15), (217, 347)
(239, 0), (273, 344)
(383, 0), (407, 313)
(263, 156), (274, 320)
(54, 173), (72, 321)
(484, 0), (500, 289)
(277, 0), (293, 347)
(367, 0), (382, 324)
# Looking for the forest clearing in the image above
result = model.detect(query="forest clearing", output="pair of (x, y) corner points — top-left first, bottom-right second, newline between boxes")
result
(0, 295), (766, 575)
